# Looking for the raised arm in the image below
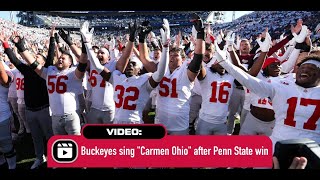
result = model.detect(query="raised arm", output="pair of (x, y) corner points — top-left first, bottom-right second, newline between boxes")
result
(45, 25), (56, 67)
(148, 19), (170, 88)
(132, 45), (141, 60)
(106, 36), (118, 61)
(214, 41), (275, 99)
(225, 31), (249, 72)
(281, 25), (309, 74)
(278, 45), (294, 62)
(116, 21), (137, 73)
(248, 29), (272, 76)
(58, 29), (82, 59)
(11, 31), (46, 77)
(0, 31), (25, 71)
(138, 21), (157, 73)
(82, 22), (112, 81)
(187, 13), (205, 82)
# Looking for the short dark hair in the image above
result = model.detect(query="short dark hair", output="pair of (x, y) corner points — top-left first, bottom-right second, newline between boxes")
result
(62, 52), (74, 64)
(37, 53), (47, 62)
(154, 47), (161, 52)
(92, 45), (99, 50)
(170, 47), (186, 59)
(205, 43), (213, 50)
(205, 43), (215, 51)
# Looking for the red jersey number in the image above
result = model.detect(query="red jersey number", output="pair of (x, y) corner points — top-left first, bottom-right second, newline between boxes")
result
(89, 70), (106, 87)
(114, 85), (139, 110)
(284, 97), (320, 130)
(16, 78), (24, 90)
(159, 77), (178, 98)
(48, 75), (68, 94)
(209, 81), (232, 103)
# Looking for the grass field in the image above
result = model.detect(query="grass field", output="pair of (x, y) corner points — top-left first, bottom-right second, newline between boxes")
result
(10, 133), (47, 169)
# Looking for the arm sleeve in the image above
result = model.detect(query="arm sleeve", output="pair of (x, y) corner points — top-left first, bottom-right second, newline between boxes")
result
(278, 46), (294, 62)
(85, 42), (104, 73)
(267, 34), (293, 57)
(4, 47), (28, 75)
(250, 43), (260, 54)
(219, 60), (275, 99)
(45, 37), (55, 67)
(281, 48), (301, 74)
(151, 47), (169, 82)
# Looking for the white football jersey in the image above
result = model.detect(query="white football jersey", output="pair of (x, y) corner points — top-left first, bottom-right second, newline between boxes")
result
(218, 59), (320, 147)
(111, 70), (153, 124)
(42, 66), (82, 116)
(155, 65), (194, 131)
(267, 74), (320, 145)
(0, 69), (13, 122)
(243, 86), (251, 111)
(250, 72), (273, 110)
(89, 59), (117, 111)
(16, 71), (25, 104)
(150, 88), (157, 108)
(8, 68), (18, 98)
(85, 71), (91, 91)
(192, 78), (201, 95)
(199, 68), (234, 123)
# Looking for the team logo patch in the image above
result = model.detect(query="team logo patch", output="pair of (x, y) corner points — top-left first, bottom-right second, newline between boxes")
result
(280, 81), (289, 85)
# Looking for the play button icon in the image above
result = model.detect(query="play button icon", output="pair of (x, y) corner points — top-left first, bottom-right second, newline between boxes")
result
(52, 139), (78, 163)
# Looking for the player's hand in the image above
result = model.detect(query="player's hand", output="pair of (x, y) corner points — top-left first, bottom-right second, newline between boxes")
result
(80, 21), (94, 44)
(214, 40), (228, 63)
(58, 28), (73, 46)
(11, 31), (28, 52)
(138, 20), (153, 42)
(225, 31), (235, 47)
(0, 31), (10, 43)
(256, 28), (272, 52)
(128, 20), (138, 42)
(160, 19), (170, 47)
(190, 13), (204, 33)
(106, 36), (116, 49)
(190, 13), (205, 40)
(293, 25), (308, 43)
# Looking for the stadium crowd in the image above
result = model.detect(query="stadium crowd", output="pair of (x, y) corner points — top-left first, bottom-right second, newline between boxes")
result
(0, 11), (319, 170)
